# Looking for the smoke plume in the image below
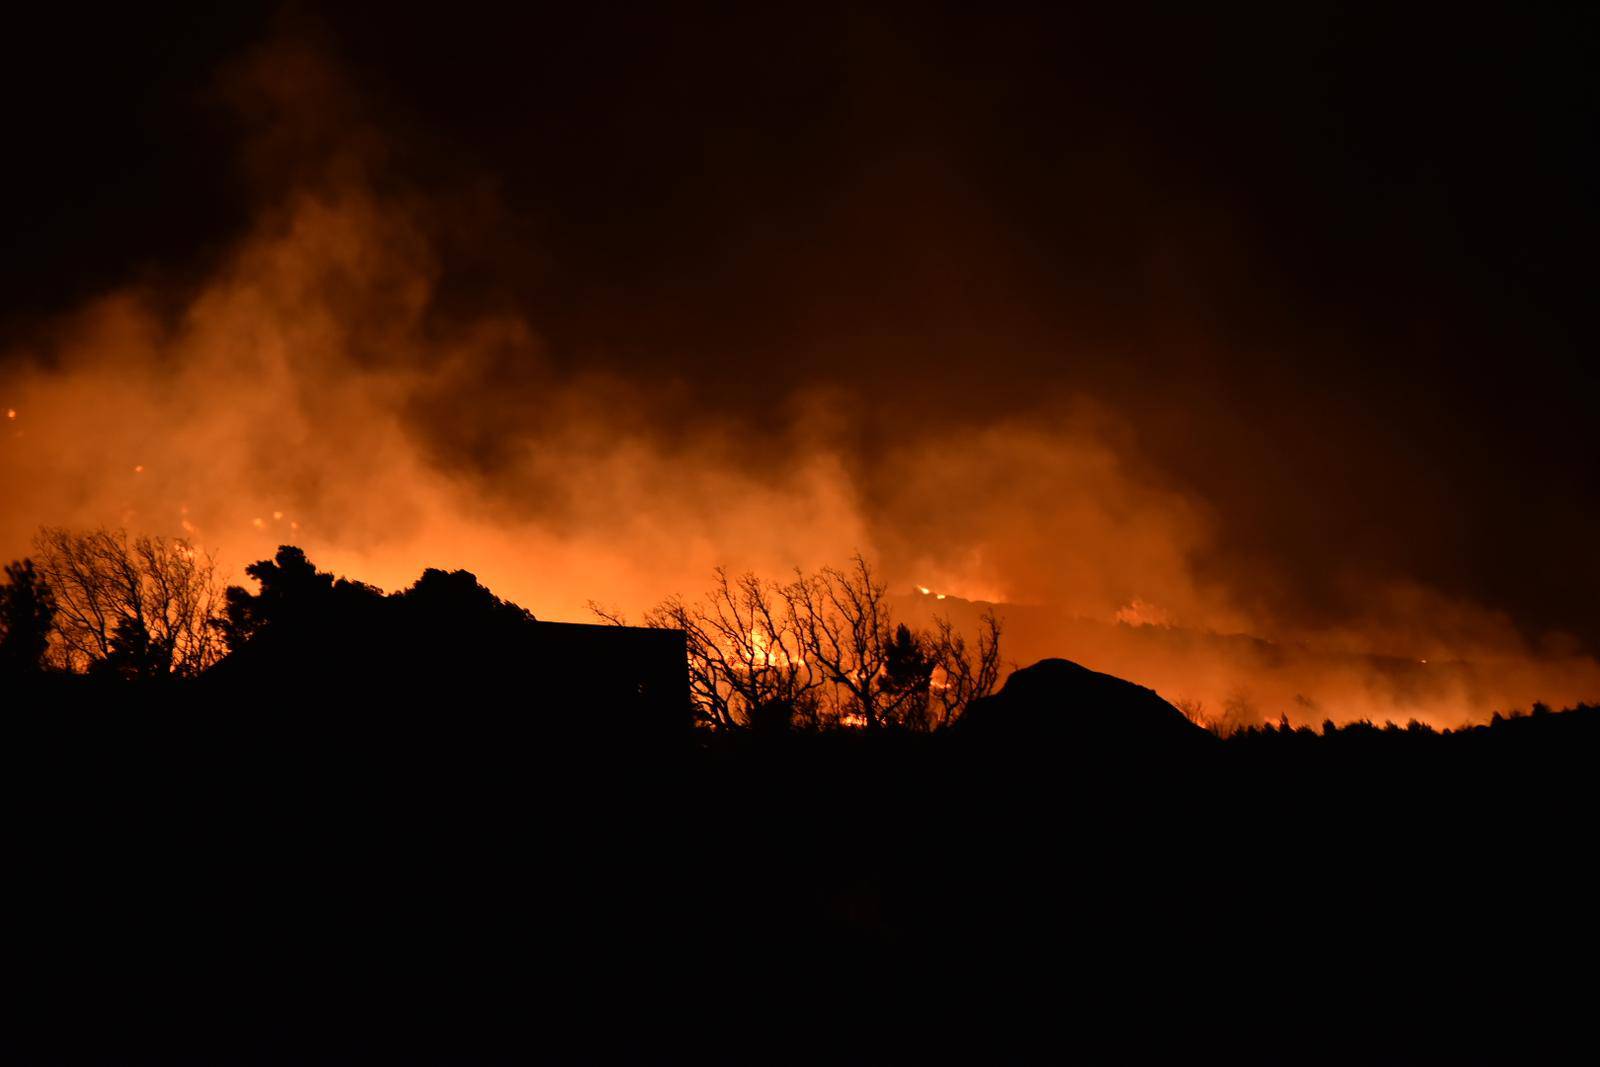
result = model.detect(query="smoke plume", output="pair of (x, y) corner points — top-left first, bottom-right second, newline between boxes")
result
(3, 34), (1595, 726)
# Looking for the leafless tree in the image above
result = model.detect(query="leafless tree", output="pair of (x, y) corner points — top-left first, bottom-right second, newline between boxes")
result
(781, 555), (1000, 731)
(1219, 689), (1259, 735)
(606, 555), (1005, 733)
(596, 568), (824, 731)
(32, 527), (224, 677)
(781, 555), (912, 729)
(929, 609), (1004, 728)
(1173, 696), (1219, 734)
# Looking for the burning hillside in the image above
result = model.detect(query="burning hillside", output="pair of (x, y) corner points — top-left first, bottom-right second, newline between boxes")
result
(2, 26), (1597, 727)
(896, 588), (1600, 729)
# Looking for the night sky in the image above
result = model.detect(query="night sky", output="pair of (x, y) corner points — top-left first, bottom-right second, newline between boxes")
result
(4, 2), (1597, 654)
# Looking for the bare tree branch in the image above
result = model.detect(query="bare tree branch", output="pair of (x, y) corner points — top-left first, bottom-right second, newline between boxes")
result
(33, 527), (223, 677)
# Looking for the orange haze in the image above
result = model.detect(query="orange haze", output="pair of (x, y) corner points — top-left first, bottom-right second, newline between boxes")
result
(3, 39), (1596, 728)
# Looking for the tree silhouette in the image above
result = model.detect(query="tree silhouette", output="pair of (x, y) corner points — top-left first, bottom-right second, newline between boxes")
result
(0, 558), (56, 676)
(32, 527), (222, 676)
(600, 568), (824, 731)
(785, 555), (943, 729)
(928, 609), (1003, 728)
(219, 545), (337, 651)
(400, 567), (533, 627)
(614, 556), (1005, 732)
(100, 616), (162, 681)
(882, 623), (935, 730)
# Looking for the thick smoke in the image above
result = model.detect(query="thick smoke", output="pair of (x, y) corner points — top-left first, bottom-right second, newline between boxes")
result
(2, 37), (1595, 726)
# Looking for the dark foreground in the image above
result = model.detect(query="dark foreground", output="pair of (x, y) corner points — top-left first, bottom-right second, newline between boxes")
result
(6, 677), (1598, 1064)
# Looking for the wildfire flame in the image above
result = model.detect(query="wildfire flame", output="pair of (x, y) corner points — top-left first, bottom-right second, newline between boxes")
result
(1115, 597), (1174, 628)
(0, 36), (1595, 732)
(746, 629), (802, 667)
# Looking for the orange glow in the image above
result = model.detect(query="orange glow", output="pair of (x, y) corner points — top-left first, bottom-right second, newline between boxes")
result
(1115, 598), (1174, 628)
(746, 629), (802, 667)
(0, 40), (1595, 731)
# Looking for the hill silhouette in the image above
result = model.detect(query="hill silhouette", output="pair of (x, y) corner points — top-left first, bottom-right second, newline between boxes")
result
(5, 545), (1599, 1061)
(958, 656), (1216, 750)
(889, 588), (1579, 731)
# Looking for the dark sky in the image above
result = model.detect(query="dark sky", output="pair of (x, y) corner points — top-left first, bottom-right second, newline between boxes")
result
(4, 2), (1597, 646)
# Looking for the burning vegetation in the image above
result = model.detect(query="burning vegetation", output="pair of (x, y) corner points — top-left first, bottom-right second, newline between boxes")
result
(595, 555), (1002, 732)
(1, 34), (1595, 729)
(3, 526), (1590, 741)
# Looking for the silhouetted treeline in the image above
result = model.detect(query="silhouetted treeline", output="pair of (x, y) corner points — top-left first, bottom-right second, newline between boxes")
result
(7, 529), (1583, 743)
(4, 533), (1599, 1061)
